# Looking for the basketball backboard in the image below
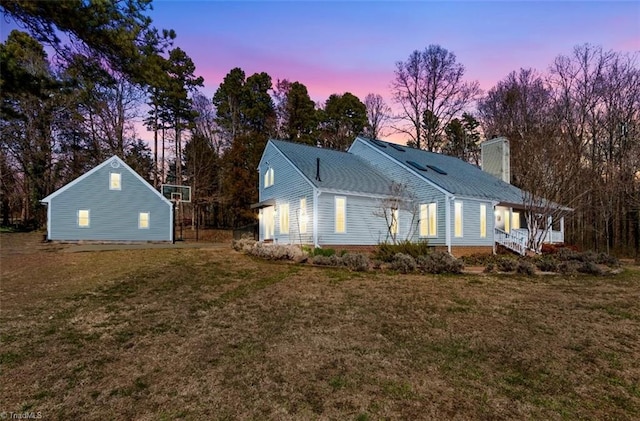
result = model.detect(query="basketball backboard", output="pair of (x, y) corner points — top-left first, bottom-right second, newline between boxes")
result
(161, 184), (192, 202)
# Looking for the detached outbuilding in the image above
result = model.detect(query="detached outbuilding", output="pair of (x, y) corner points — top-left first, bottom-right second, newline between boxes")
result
(41, 156), (173, 242)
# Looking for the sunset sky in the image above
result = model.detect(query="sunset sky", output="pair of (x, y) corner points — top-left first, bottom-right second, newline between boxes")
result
(2, 1), (639, 142)
(145, 0), (639, 103)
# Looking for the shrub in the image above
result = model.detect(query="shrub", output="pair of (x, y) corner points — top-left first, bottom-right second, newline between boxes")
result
(389, 253), (417, 274)
(578, 261), (604, 276)
(536, 257), (558, 272)
(558, 260), (581, 275)
(596, 252), (619, 267)
(248, 243), (305, 261)
(374, 240), (430, 262)
(312, 254), (342, 266)
(311, 247), (336, 257)
(516, 260), (536, 276)
(416, 251), (464, 274)
(484, 262), (496, 273)
(497, 257), (518, 272)
(341, 253), (370, 272)
(557, 247), (581, 261)
(232, 235), (256, 252)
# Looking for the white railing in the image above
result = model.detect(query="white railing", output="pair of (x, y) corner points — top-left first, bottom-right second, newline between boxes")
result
(495, 228), (528, 256)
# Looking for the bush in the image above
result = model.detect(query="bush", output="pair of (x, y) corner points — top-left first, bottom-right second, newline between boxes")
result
(232, 235), (256, 252)
(558, 260), (581, 275)
(484, 262), (496, 273)
(516, 260), (536, 276)
(536, 257), (558, 272)
(389, 253), (417, 273)
(310, 247), (336, 257)
(596, 252), (619, 267)
(374, 240), (430, 262)
(497, 257), (518, 272)
(248, 242), (305, 262)
(312, 254), (342, 266)
(341, 253), (370, 272)
(578, 261), (604, 276)
(557, 247), (581, 261)
(416, 251), (464, 274)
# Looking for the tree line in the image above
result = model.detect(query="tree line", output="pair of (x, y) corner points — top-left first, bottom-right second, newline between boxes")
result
(1, 1), (638, 255)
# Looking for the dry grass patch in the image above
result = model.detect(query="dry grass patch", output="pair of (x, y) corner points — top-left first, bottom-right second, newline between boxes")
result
(1, 232), (639, 420)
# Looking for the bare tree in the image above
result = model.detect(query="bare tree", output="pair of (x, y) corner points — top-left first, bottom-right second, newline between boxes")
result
(373, 182), (419, 244)
(391, 45), (480, 150)
(363, 93), (391, 139)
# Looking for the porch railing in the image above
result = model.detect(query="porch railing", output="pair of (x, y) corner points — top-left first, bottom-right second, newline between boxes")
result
(495, 228), (528, 256)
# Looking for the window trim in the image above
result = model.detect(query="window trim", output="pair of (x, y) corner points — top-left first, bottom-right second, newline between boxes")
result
(109, 172), (121, 190)
(480, 204), (487, 238)
(139, 212), (150, 229)
(419, 203), (437, 237)
(454, 201), (463, 238)
(279, 203), (290, 234)
(299, 198), (307, 234)
(264, 167), (274, 188)
(78, 209), (90, 228)
(335, 196), (346, 234)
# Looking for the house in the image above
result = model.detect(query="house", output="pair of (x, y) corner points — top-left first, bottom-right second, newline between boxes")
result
(254, 137), (567, 257)
(41, 156), (173, 242)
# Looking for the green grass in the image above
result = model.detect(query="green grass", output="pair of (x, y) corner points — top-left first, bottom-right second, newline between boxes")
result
(1, 232), (639, 420)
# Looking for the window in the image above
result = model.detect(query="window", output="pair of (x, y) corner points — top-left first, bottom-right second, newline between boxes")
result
(335, 196), (346, 233)
(299, 198), (307, 234)
(420, 203), (437, 237)
(263, 206), (275, 239)
(504, 210), (510, 234)
(454, 201), (463, 237)
(279, 203), (289, 234)
(78, 209), (90, 228)
(110, 172), (121, 190)
(390, 208), (399, 236)
(139, 212), (150, 229)
(264, 167), (274, 188)
(480, 204), (487, 238)
(512, 212), (520, 231)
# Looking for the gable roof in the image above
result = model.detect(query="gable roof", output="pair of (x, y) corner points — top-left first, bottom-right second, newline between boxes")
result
(41, 155), (171, 206)
(353, 136), (526, 206)
(269, 139), (393, 196)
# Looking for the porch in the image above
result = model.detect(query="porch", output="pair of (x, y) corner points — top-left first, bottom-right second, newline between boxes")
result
(494, 205), (566, 255)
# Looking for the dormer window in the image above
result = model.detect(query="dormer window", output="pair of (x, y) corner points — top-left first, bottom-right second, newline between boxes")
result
(264, 167), (274, 188)
(110, 172), (121, 190)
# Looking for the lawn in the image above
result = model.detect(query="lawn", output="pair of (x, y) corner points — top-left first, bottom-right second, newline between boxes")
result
(1, 232), (639, 420)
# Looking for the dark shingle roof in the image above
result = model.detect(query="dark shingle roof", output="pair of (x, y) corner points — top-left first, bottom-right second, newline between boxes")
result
(357, 136), (526, 205)
(270, 139), (393, 196)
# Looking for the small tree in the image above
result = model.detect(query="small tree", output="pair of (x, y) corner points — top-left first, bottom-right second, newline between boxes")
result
(373, 182), (420, 244)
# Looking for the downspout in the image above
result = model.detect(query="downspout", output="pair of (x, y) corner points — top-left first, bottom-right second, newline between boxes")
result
(313, 188), (321, 248)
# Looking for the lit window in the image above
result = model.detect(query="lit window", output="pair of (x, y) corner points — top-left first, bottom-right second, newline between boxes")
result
(504, 210), (510, 234)
(420, 203), (437, 237)
(512, 212), (520, 231)
(480, 204), (487, 238)
(78, 209), (90, 228)
(390, 208), (399, 235)
(139, 212), (150, 229)
(335, 196), (346, 233)
(264, 167), (274, 188)
(263, 206), (275, 239)
(454, 201), (463, 238)
(299, 198), (307, 234)
(110, 172), (121, 190)
(279, 203), (289, 234)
